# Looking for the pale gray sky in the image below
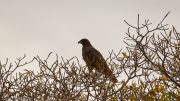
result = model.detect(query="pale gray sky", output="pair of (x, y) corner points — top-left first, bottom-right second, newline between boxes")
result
(0, 0), (180, 62)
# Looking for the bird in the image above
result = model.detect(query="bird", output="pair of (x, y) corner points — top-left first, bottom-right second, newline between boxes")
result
(78, 38), (118, 83)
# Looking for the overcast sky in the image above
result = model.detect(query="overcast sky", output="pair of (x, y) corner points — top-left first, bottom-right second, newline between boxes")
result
(0, 0), (180, 62)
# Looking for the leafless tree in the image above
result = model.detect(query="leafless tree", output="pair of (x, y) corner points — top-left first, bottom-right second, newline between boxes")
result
(0, 12), (179, 101)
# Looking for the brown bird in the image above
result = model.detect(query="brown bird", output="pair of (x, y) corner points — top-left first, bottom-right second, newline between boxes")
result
(78, 38), (117, 83)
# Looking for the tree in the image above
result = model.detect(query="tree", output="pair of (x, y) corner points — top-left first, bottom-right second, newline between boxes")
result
(0, 12), (179, 100)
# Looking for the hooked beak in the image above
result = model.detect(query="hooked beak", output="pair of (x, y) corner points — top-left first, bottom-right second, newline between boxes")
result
(78, 40), (81, 44)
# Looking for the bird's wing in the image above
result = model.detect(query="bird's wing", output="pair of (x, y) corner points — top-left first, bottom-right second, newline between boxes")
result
(84, 47), (108, 71)
(86, 47), (103, 59)
(83, 46), (117, 83)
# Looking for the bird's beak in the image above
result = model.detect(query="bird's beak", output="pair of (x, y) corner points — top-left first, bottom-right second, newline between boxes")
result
(78, 40), (81, 44)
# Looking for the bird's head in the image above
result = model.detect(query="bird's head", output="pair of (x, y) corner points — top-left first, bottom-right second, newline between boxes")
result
(78, 38), (92, 47)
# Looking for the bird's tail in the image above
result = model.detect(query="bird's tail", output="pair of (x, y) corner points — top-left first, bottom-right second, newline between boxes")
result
(103, 67), (118, 83)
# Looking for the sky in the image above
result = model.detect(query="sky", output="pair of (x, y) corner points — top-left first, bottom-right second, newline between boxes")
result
(0, 0), (180, 64)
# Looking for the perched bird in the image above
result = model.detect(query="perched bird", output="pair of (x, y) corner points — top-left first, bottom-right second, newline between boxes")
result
(78, 38), (117, 83)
